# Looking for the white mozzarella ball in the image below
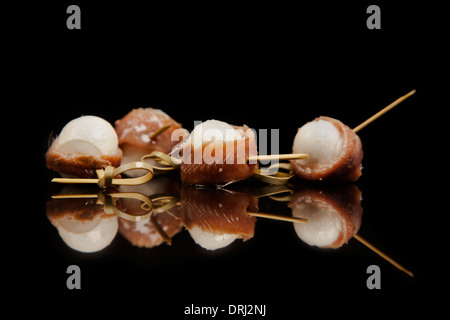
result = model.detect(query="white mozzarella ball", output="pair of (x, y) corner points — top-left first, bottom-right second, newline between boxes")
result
(54, 115), (119, 156)
(188, 119), (243, 146)
(293, 119), (343, 168)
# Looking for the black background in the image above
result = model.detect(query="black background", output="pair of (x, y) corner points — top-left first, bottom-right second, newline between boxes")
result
(5, 1), (447, 318)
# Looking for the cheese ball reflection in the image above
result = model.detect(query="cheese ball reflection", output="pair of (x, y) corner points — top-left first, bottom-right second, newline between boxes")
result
(289, 185), (362, 248)
(174, 187), (258, 250)
(46, 193), (118, 253)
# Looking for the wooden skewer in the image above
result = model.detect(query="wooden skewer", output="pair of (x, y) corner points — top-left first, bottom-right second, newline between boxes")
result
(150, 216), (172, 245)
(353, 89), (416, 133)
(353, 234), (414, 277)
(52, 177), (99, 184)
(253, 89), (416, 180)
(248, 153), (308, 162)
(51, 191), (154, 222)
(247, 212), (308, 224)
(51, 161), (155, 188)
(142, 151), (180, 170)
(251, 184), (293, 200)
(149, 123), (172, 139)
(52, 194), (98, 199)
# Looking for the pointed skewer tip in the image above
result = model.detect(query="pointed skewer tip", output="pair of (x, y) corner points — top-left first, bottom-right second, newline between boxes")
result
(352, 89), (416, 133)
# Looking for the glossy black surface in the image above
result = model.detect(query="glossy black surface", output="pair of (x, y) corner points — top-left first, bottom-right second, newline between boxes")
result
(10, 2), (444, 318)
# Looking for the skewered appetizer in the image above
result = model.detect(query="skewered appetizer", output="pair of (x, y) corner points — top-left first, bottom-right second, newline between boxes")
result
(46, 115), (122, 178)
(290, 90), (415, 182)
(291, 116), (363, 182)
(178, 119), (258, 186)
(47, 90), (415, 186)
(115, 108), (188, 177)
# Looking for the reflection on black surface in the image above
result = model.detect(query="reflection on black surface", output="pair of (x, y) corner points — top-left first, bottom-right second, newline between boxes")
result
(46, 186), (119, 253)
(175, 186), (258, 250)
(118, 210), (182, 248)
(286, 184), (414, 276)
(46, 180), (259, 252)
(47, 180), (361, 253)
(46, 177), (415, 276)
(117, 176), (183, 248)
(289, 185), (362, 249)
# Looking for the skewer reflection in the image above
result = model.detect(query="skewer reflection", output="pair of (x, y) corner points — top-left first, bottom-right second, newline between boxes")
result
(116, 177), (183, 247)
(288, 184), (413, 276)
(46, 186), (119, 253)
(46, 179), (413, 276)
(46, 180), (174, 252)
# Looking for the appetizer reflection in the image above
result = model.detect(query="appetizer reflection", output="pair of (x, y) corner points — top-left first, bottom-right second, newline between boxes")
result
(174, 186), (258, 250)
(47, 182), (259, 252)
(117, 176), (182, 248)
(119, 176), (182, 248)
(47, 182), (361, 253)
(118, 210), (182, 248)
(46, 180), (414, 276)
(46, 176), (181, 253)
(46, 186), (119, 253)
(289, 184), (362, 249)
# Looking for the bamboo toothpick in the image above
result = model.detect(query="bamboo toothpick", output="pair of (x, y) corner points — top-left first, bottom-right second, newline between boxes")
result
(149, 124), (172, 139)
(150, 216), (172, 245)
(353, 89), (416, 133)
(353, 234), (414, 277)
(252, 89), (415, 184)
(247, 212), (308, 224)
(248, 153), (308, 162)
(52, 177), (99, 184)
(251, 184), (293, 200)
(51, 161), (155, 188)
(51, 191), (154, 222)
